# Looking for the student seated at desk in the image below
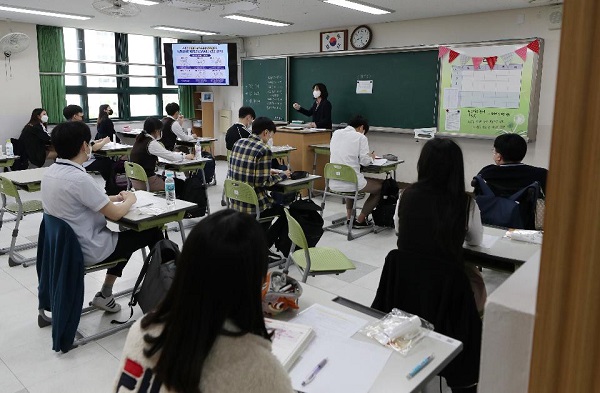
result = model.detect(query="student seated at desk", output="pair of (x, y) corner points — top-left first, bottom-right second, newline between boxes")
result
(160, 102), (194, 151)
(42, 121), (163, 313)
(393, 138), (486, 312)
(474, 133), (548, 196)
(329, 115), (382, 228)
(229, 117), (291, 246)
(64, 104), (120, 195)
(115, 210), (293, 393)
(95, 104), (120, 143)
(225, 106), (255, 150)
(130, 117), (194, 192)
(18, 108), (57, 168)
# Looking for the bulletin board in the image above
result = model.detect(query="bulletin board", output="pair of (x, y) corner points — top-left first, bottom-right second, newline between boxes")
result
(437, 38), (543, 140)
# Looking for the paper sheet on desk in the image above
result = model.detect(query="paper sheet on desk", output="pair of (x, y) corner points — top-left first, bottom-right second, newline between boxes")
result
(289, 337), (391, 393)
(131, 191), (157, 209)
(370, 158), (388, 166)
(290, 304), (368, 340)
(464, 234), (499, 249)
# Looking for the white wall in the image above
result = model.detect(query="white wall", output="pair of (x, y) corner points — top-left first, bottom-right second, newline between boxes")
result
(214, 5), (560, 184)
(0, 21), (41, 145)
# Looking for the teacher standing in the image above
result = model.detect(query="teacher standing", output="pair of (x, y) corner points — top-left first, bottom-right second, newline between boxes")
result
(292, 82), (332, 129)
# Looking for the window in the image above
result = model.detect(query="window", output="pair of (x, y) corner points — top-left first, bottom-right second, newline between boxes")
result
(63, 28), (179, 121)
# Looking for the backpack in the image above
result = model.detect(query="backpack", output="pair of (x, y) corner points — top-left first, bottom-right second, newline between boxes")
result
(113, 238), (180, 323)
(275, 199), (324, 257)
(372, 176), (399, 228)
(473, 175), (540, 229)
(201, 151), (216, 184)
(10, 138), (29, 171)
(182, 175), (208, 218)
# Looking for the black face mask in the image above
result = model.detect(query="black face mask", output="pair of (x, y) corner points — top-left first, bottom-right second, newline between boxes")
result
(107, 109), (113, 115)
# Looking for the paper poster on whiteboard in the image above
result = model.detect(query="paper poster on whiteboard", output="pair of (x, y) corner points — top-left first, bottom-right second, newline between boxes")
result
(172, 44), (230, 86)
(437, 40), (542, 140)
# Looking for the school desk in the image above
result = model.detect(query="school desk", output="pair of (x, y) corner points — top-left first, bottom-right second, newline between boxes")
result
(0, 167), (46, 192)
(278, 283), (462, 393)
(157, 157), (211, 215)
(270, 174), (321, 195)
(94, 142), (132, 158)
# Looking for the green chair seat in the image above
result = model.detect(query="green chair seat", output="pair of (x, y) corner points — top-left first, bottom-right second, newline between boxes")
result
(5, 199), (43, 214)
(291, 247), (355, 272)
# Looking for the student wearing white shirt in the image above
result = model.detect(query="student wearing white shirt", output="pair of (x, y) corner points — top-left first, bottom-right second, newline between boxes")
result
(42, 121), (163, 313)
(130, 117), (194, 192)
(329, 115), (382, 227)
(160, 102), (194, 151)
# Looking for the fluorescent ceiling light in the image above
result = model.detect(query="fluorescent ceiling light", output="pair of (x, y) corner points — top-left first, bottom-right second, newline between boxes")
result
(152, 26), (219, 35)
(222, 14), (292, 27)
(125, 0), (159, 5)
(0, 4), (93, 20)
(323, 0), (393, 15)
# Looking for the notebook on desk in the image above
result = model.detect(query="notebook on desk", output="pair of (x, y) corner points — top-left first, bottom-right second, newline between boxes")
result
(265, 318), (315, 370)
(371, 158), (388, 166)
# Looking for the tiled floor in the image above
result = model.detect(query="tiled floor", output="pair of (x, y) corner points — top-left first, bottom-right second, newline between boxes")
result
(0, 161), (510, 393)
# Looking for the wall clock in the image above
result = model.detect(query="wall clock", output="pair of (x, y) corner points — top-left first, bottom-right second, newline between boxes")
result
(350, 25), (372, 50)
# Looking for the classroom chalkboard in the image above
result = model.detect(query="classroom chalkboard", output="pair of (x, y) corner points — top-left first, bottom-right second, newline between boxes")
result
(242, 57), (287, 121)
(289, 50), (439, 129)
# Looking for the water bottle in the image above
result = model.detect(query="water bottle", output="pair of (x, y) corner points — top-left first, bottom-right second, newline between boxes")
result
(195, 140), (202, 160)
(165, 172), (176, 206)
(5, 139), (13, 157)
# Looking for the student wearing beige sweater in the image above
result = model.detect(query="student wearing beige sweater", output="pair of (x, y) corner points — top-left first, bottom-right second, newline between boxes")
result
(114, 210), (293, 393)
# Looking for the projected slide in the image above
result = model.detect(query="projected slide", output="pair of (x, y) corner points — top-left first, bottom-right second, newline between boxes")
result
(172, 44), (230, 85)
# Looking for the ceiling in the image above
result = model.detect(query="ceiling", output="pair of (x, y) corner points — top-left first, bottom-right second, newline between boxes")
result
(0, 0), (559, 40)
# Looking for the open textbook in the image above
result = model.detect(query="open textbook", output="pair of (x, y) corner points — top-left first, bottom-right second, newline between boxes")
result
(265, 318), (315, 370)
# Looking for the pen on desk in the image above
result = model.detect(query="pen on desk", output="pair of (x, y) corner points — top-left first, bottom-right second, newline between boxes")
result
(301, 358), (328, 386)
(135, 203), (153, 209)
(406, 353), (435, 380)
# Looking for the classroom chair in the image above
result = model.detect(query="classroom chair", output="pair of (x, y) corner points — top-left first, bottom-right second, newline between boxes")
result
(320, 163), (374, 241)
(283, 208), (355, 283)
(224, 179), (284, 268)
(0, 176), (44, 267)
(36, 213), (135, 352)
(124, 161), (151, 192)
(372, 249), (482, 391)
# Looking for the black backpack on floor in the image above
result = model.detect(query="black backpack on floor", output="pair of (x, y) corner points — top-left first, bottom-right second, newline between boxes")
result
(201, 151), (216, 184)
(275, 199), (324, 257)
(372, 177), (400, 228)
(182, 175), (208, 218)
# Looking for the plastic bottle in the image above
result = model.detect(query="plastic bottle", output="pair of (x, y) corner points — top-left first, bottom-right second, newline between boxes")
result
(195, 140), (202, 159)
(5, 139), (13, 157)
(165, 172), (176, 206)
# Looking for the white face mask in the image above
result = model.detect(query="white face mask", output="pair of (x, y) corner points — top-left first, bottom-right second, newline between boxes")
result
(41, 115), (49, 123)
(313, 90), (321, 99)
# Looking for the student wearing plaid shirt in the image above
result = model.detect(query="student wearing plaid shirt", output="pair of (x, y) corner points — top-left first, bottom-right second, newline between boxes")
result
(228, 117), (291, 244)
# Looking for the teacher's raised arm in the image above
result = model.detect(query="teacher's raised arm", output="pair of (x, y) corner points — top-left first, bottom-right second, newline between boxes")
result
(292, 82), (332, 129)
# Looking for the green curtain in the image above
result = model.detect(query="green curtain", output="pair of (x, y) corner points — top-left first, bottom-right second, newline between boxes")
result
(37, 25), (66, 124)
(178, 85), (195, 119)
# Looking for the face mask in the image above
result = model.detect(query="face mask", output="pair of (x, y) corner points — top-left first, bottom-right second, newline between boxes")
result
(41, 115), (49, 123)
(107, 109), (113, 115)
(313, 90), (321, 99)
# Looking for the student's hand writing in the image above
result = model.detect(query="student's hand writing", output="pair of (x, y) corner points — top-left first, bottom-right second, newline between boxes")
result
(292, 103), (300, 110)
(284, 169), (292, 178)
(118, 191), (131, 201)
(185, 153), (195, 160)
(123, 192), (137, 204)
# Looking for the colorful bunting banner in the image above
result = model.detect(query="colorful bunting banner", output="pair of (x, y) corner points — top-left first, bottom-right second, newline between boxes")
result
(486, 56), (497, 70)
(515, 46), (528, 62)
(472, 57), (483, 69)
(438, 46), (450, 59)
(527, 39), (540, 54)
(459, 54), (470, 66)
(500, 52), (514, 65)
(448, 50), (460, 63)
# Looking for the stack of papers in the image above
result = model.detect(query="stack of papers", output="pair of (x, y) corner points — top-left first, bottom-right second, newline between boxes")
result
(371, 158), (388, 166)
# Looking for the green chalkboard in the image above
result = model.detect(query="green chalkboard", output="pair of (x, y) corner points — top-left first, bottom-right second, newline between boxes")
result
(242, 57), (287, 122)
(289, 50), (439, 129)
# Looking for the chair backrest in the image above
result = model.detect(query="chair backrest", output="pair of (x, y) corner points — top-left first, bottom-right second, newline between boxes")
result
(224, 179), (260, 218)
(124, 161), (149, 191)
(0, 176), (20, 199)
(284, 208), (309, 250)
(324, 163), (358, 189)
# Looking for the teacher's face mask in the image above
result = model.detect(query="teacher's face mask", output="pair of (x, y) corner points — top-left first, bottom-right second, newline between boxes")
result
(313, 90), (321, 99)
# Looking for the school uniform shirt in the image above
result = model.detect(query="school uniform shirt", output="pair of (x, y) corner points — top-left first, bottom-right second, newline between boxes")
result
(225, 122), (251, 150)
(131, 134), (186, 178)
(114, 319), (293, 393)
(296, 98), (332, 129)
(328, 125), (373, 192)
(41, 158), (117, 265)
(228, 134), (286, 214)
